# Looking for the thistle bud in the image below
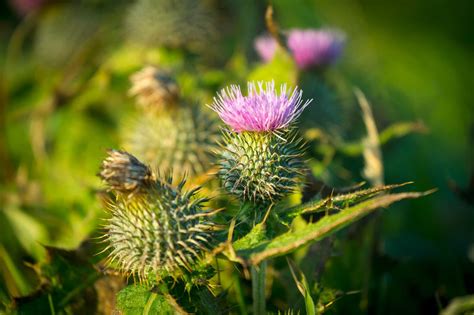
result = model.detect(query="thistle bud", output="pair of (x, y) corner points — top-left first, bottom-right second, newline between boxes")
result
(99, 149), (153, 194)
(129, 66), (179, 112)
(210, 81), (312, 204)
(125, 106), (219, 179)
(101, 153), (217, 282)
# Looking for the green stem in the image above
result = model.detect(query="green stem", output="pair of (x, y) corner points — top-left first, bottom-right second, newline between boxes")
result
(251, 261), (267, 315)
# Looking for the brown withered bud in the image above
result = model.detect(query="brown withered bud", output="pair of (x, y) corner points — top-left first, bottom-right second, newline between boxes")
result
(128, 66), (179, 112)
(99, 149), (153, 194)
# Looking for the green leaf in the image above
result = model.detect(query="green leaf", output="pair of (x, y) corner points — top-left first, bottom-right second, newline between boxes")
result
(233, 223), (267, 251)
(238, 190), (433, 265)
(288, 260), (315, 315)
(284, 182), (414, 219)
(116, 285), (174, 315)
(248, 48), (297, 87)
(14, 245), (100, 314)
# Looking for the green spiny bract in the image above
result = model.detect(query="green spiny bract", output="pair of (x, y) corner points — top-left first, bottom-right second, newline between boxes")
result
(219, 130), (305, 204)
(125, 105), (219, 180)
(105, 175), (217, 283)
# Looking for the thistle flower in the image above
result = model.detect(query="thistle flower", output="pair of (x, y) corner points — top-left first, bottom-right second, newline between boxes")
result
(210, 81), (311, 204)
(129, 66), (179, 112)
(211, 81), (312, 133)
(100, 151), (217, 282)
(99, 149), (153, 194)
(287, 29), (345, 69)
(253, 28), (345, 70)
(254, 34), (278, 63)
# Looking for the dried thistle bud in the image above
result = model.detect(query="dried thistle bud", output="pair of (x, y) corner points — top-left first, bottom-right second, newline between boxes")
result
(129, 66), (179, 112)
(99, 149), (153, 194)
(105, 176), (218, 282)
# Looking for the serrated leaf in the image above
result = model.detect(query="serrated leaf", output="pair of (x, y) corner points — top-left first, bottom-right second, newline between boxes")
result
(238, 191), (432, 265)
(248, 48), (297, 87)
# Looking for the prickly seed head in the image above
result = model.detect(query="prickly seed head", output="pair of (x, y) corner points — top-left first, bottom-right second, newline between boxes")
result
(104, 175), (217, 282)
(129, 66), (179, 112)
(99, 149), (153, 194)
(219, 131), (305, 203)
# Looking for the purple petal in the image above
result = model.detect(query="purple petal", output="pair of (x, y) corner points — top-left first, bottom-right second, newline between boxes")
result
(210, 81), (312, 132)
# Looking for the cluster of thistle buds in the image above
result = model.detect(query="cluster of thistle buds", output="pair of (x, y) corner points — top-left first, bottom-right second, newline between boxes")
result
(99, 149), (218, 282)
(98, 79), (312, 283)
(210, 80), (312, 205)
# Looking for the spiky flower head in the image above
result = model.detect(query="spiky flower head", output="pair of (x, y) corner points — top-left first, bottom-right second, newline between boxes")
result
(254, 34), (278, 63)
(100, 151), (217, 282)
(99, 149), (154, 195)
(210, 81), (311, 204)
(129, 66), (179, 112)
(211, 81), (312, 133)
(287, 29), (345, 69)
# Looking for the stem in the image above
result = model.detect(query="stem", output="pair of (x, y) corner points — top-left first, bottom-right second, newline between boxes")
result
(251, 261), (267, 315)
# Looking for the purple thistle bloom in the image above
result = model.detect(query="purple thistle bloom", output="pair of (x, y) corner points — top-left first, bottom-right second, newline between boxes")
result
(254, 34), (278, 63)
(287, 28), (345, 69)
(211, 81), (312, 132)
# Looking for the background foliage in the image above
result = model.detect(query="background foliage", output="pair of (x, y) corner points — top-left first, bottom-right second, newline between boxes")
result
(0, 0), (472, 314)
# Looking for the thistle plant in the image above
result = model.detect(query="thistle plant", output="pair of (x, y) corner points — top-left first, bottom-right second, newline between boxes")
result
(211, 81), (312, 205)
(99, 150), (217, 283)
(125, 66), (219, 180)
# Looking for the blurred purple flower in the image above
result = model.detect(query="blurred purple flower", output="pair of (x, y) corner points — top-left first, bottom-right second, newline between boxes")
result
(210, 81), (312, 132)
(254, 34), (278, 63)
(9, 0), (46, 15)
(287, 28), (345, 69)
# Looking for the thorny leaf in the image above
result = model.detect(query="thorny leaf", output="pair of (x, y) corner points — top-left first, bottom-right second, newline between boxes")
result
(236, 190), (434, 265)
(284, 182), (414, 219)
